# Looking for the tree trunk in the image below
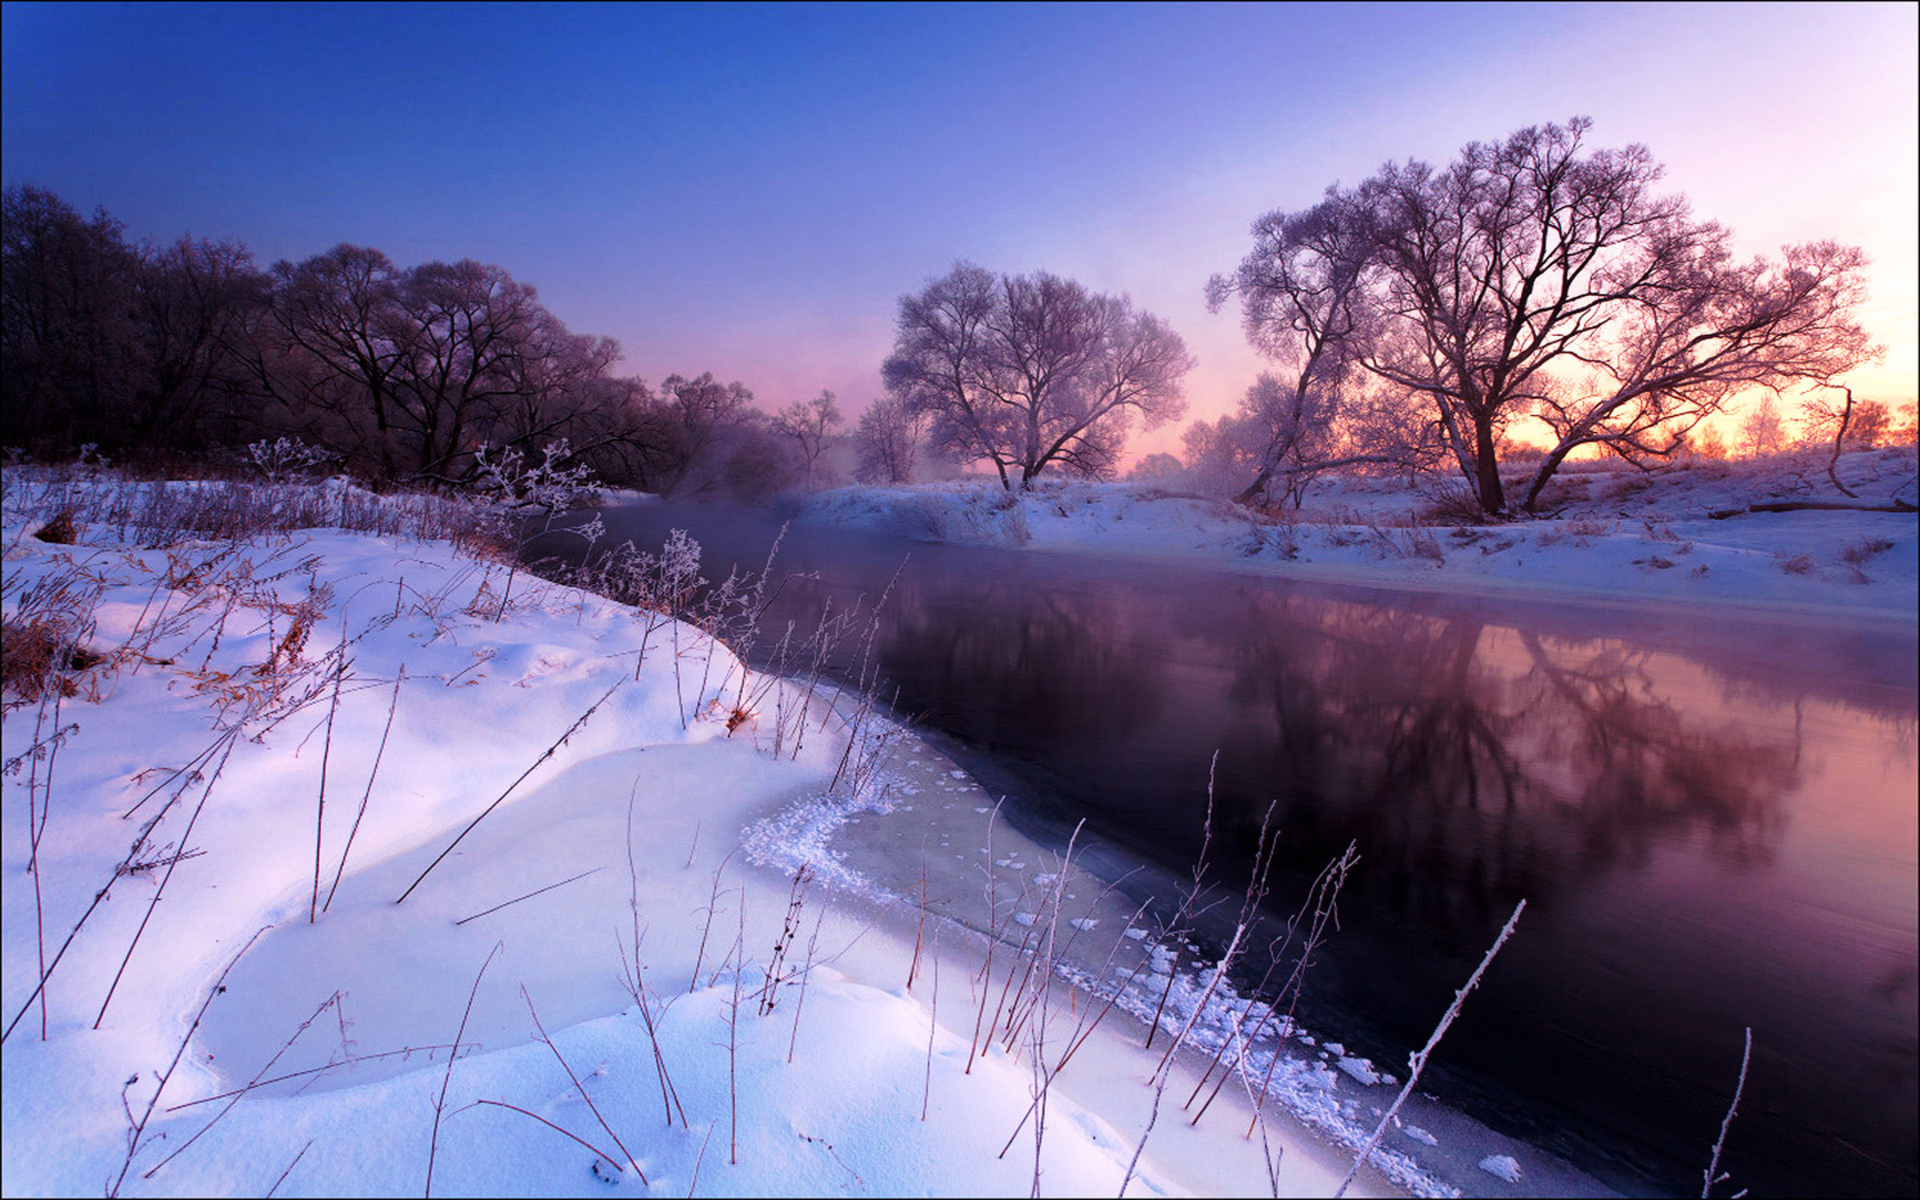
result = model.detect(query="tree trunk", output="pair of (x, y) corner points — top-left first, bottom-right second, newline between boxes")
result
(1473, 418), (1506, 514)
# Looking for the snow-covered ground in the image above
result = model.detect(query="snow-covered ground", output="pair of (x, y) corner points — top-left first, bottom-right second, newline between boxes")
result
(5, 449), (1911, 1198)
(2, 472), (1422, 1199)
(800, 448), (1918, 626)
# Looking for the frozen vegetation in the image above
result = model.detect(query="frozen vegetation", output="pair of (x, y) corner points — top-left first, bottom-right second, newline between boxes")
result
(2, 448), (1912, 1198)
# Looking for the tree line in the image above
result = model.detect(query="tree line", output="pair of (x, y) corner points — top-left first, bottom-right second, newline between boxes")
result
(1, 185), (930, 497)
(7, 118), (1899, 510)
(881, 117), (1894, 513)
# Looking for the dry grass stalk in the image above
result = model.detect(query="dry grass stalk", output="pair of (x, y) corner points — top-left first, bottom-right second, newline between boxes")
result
(308, 617), (350, 923)
(21, 688), (67, 1039)
(728, 888), (746, 1166)
(106, 927), (268, 1199)
(2, 768), (233, 1044)
(689, 849), (739, 993)
(758, 864), (814, 1016)
(95, 732), (241, 1029)
(426, 941), (501, 1198)
(1335, 898), (1527, 1198)
(786, 910), (825, 1065)
(396, 677), (626, 904)
(265, 1139), (314, 1198)
(453, 867), (606, 926)
(143, 991), (343, 1180)
(165, 1043), (473, 1112)
(1190, 843), (1358, 1134)
(322, 666), (405, 912)
(522, 985), (647, 1183)
(1701, 1026), (1753, 1199)
(465, 1098), (628, 1173)
(921, 932), (940, 1121)
(1144, 754), (1224, 1052)
(614, 788), (689, 1129)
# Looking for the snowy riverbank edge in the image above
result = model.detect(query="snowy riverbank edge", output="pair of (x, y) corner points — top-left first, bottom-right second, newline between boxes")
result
(3, 472), (1446, 1199)
(795, 449), (1918, 629)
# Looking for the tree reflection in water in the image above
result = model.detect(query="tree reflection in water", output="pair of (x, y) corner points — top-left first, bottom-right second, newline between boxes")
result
(577, 505), (1915, 1198)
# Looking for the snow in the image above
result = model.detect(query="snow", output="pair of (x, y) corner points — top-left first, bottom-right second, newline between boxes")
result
(800, 448), (1918, 625)
(2, 472), (1397, 1199)
(11, 448), (1909, 1198)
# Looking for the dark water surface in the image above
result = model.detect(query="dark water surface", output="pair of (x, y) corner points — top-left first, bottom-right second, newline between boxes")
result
(553, 501), (1918, 1197)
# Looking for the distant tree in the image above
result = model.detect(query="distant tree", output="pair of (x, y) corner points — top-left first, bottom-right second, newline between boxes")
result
(1739, 395), (1787, 458)
(132, 235), (268, 450)
(628, 372), (795, 499)
(1892, 401), (1920, 446)
(1685, 426), (1730, 460)
(852, 394), (924, 485)
(1180, 412), (1264, 497)
(882, 262), (1193, 489)
(1, 185), (144, 453)
(1124, 451), (1186, 486)
(774, 389), (843, 490)
(1215, 118), (1882, 514)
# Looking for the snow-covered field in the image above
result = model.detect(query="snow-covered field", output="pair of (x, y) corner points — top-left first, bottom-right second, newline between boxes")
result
(4, 449), (1912, 1199)
(800, 448), (1918, 625)
(2, 472), (1420, 1199)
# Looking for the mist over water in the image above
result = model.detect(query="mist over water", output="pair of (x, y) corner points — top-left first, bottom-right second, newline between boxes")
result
(557, 500), (1918, 1197)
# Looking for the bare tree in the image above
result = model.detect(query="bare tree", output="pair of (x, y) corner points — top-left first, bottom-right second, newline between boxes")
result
(1218, 118), (1881, 514)
(1738, 394), (1788, 458)
(1, 185), (145, 453)
(133, 236), (267, 450)
(882, 262), (1192, 489)
(1206, 196), (1383, 505)
(852, 394), (925, 484)
(256, 249), (637, 484)
(256, 244), (408, 478)
(628, 372), (796, 499)
(774, 389), (843, 490)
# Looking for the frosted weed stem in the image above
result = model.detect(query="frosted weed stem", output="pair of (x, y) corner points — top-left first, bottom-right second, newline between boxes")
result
(1701, 1026), (1753, 1199)
(426, 941), (501, 1199)
(1335, 898), (1526, 1198)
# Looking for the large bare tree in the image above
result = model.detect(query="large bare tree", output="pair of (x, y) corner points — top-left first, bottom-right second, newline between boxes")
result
(258, 248), (636, 483)
(882, 262), (1193, 489)
(1216, 118), (1881, 514)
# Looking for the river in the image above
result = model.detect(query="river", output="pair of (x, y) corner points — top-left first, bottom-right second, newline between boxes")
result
(548, 500), (1918, 1198)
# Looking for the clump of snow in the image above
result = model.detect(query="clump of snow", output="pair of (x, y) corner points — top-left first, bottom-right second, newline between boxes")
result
(1479, 1153), (1524, 1182)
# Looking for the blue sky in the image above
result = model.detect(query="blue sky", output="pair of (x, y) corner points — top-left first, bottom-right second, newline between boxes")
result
(5, 2), (1914, 456)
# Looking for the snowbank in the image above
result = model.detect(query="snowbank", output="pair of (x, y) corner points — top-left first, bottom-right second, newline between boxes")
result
(801, 449), (1918, 624)
(2, 472), (1411, 1198)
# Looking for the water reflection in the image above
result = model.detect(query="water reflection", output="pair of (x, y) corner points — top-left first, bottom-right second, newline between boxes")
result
(573, 504), (1917, 1197)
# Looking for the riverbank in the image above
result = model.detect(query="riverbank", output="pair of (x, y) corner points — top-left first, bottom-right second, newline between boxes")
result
(796, 448), (1918, 626)
(1, 471), (1425, 1198)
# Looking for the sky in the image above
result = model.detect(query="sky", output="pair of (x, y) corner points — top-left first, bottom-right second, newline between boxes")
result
(4, 1), (1916, 459)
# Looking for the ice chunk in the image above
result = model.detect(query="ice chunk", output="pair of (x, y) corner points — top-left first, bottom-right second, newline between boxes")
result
(1336, 1055), (1382, 1085)
(1478, 1154), (1522, 1182)
(1402, 1125), (1438, 1147)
